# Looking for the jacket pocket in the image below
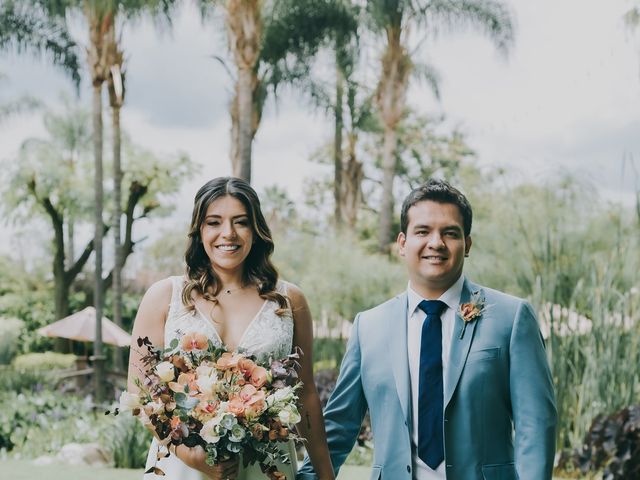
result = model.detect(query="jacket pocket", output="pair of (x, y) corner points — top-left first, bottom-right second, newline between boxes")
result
(467, 347), (501, 363)
(481, 462), (516, 480)
(369, 465), (382, 480)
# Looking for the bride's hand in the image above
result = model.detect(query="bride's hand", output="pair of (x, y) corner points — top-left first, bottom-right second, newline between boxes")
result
(173, 444), (239, 480)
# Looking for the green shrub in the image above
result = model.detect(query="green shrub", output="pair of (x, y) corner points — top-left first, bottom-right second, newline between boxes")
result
(0, 365), (52, 393)
(0, 390), (98, 453)
(102, 414), (152, 469)
(0, 317), (24, 364)
(312, 338), (346, 369)
(274, 231), (405, 325)
(13, 352), (77, 371)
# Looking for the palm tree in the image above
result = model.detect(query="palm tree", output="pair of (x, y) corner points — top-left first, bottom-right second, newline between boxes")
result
(0, 0), (80, 123)
(0, 0), (81, 85)
(102, 1), (176, 372)
(24, 0), (176, 398)
(200, 0), (357, 183)
(367, 0), (514, 252)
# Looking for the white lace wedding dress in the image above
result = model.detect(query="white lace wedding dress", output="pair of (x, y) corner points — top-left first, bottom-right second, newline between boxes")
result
(144, 276), (297, 479)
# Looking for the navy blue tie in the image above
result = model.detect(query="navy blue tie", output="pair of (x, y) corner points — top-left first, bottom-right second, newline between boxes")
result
(418, 299), (447, 469)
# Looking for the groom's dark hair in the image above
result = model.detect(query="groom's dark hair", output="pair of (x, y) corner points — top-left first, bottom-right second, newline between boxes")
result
(400, 179), (473, 236)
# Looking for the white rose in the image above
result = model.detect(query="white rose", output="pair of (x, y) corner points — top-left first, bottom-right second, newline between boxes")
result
(144, 399), (165, 416)
(196, 363), (216, 378)
(278, 405), (301, 426)
(266, 387), (293, 408)
(155, 361), (175, 382)
(196, 374), (217, 396)
(200, 418), (221, 444)
(118, 391), (140, 412)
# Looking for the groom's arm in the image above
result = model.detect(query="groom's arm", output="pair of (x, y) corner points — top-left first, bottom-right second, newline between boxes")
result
(509, 301), (557, 479)
(297, 314), (369, 480)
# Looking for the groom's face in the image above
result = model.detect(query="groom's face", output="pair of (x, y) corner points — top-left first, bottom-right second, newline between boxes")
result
(397, 200), (472, 297)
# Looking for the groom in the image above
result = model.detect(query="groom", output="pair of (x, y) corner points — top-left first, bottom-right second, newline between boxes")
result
(298, 179), (557, 480)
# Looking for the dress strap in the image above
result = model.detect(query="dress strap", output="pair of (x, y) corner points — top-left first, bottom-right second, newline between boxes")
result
(276, 279), (288, 295)
(166, 275), (186, 322)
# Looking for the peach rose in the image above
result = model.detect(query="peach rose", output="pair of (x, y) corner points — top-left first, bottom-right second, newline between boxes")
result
(238, 357), (257, 377)
(180, 332), (208, 351)
(250, 366), (268, 388)
(227, 397), (246, 417)
(460, 303), (481, 322)
(168, 372), (196, 393)
(239, 384), (258, 402)
(216, 352), (240, 370)
(197, 399), (219, 416)
(244, 391), (266, 416)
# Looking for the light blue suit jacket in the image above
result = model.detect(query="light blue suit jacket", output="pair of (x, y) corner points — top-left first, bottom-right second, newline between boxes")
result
(298, 279), (557, 480)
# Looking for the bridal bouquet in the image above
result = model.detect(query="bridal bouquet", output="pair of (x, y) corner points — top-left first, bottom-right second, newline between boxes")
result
(114, 332), (302, 480)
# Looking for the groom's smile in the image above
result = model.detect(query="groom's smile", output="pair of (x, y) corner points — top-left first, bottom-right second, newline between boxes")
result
(397, 200), (472, 299)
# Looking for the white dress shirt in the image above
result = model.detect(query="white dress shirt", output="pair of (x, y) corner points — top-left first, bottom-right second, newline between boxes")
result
(407, 275), (465, 480)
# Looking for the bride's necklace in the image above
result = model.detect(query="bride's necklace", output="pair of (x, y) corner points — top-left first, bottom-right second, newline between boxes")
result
(221, 285), (244, 295)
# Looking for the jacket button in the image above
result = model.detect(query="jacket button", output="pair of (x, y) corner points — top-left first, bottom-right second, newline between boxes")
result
(444, 418), (448, 423)
(406, 465), (411, 473)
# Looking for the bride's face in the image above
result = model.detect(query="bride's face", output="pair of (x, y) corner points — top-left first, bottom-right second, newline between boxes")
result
(200, 195), (254, 275)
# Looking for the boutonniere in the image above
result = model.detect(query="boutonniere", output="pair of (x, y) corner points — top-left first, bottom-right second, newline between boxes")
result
(458, 291), (486, 339)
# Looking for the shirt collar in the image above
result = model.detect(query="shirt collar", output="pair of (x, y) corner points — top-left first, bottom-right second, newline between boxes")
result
(407, 274), (465, 316)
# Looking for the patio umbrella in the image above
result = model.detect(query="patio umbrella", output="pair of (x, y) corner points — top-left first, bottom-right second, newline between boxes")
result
(37, 306), (132, 347)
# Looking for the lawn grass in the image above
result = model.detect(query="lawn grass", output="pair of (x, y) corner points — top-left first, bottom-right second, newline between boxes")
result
(0, 459), (371, 480)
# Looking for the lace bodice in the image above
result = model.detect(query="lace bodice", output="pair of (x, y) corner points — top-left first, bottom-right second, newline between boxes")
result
(163, 276), (294, 363)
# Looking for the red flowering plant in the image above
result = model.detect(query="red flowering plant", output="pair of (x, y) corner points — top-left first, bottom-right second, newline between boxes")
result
(110, 332), (302, 480)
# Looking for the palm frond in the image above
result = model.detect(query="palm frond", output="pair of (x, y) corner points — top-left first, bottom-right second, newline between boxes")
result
(412, 61), (440, 99)
(0, 96), (43, 124)
(421, 0), (514, 54)
(0, 0), (81, 87)
(260, 0), (359, 87)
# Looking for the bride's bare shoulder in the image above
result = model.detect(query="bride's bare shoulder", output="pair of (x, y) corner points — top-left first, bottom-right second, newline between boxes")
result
(134, 277), (174, 327)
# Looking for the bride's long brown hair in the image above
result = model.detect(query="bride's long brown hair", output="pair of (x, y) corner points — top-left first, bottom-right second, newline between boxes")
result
(182, 177), (288, 314)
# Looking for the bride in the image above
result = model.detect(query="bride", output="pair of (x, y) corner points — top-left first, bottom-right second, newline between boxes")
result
(127, 177), (335, 480)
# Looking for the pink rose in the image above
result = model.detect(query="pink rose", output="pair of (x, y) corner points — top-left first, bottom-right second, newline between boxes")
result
(239, 384), (258, 402)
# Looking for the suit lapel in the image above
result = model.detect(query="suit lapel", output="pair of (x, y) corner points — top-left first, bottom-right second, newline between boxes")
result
(389, 293), (411, 425)
(445, 278), (482, 408)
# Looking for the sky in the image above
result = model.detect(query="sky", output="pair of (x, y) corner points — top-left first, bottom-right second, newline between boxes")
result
(1, 0), (639, 258)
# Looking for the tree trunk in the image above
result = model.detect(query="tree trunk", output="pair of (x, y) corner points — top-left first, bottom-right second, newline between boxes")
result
(378, 125), (397, 251)
(234, 66), (254, 182)
(227, 0), (261, 184)
(92, 80), (106, 403)
(66, 219), (74, 270)
(375, 25), (411, 253)
(343, 131), (363, 229)
(110, 101), (123, 371)
(108, 28), (125, 371)
(334, 64), (344, 228)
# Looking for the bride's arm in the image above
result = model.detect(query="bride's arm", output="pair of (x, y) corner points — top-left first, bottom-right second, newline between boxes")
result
(127, 278), (172, 392)
(288, 284), (336, 480)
